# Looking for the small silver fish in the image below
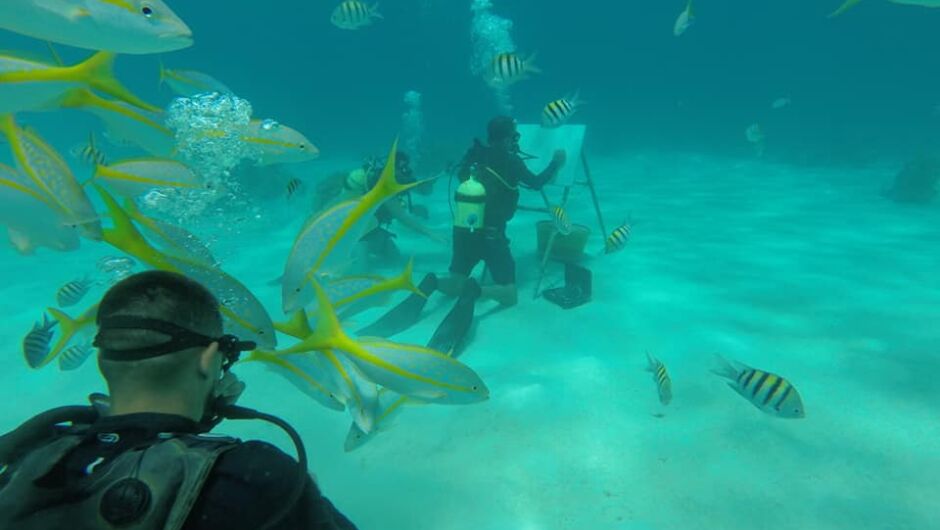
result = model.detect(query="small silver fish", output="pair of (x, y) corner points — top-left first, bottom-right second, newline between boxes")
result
(550, 205), (572, 235)
(604, 221), (632, 254)
(23, 314), (57, 369)
(712, 356), (805, 419)
(56, 277), (94, 308)
(646, 352), (672, 405)
(58, 342), (95, 371)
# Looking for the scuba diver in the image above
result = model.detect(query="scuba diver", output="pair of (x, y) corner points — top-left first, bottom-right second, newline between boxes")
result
(341, 150), (445, 262)
(441, 116), (566, 307)
(0, 271), (357, 530)
(356, 117), (566, 356)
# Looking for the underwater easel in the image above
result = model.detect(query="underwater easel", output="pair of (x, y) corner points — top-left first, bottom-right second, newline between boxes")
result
(514, 124), (606, 298)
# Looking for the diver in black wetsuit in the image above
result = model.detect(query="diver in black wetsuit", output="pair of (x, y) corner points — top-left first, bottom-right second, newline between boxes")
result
(0, 271), (357, 530)
(441, 116), (566, 307)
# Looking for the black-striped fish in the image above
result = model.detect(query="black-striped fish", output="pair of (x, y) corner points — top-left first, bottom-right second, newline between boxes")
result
(56, 277), (94, 308)
(712, 356), (805, 419)
(550, 205), (572, 235)
(490, 52), (540, 85)
(542, 94), (582, 128)
(604, 221), (632, 254)
(331, 1), (382, 30)
(22, 314), (57, 369)
(58, 342), (95, 371)
(646, 352), (672, 405)
(287, 177), (302, 198)
(79, 132), (107, 167)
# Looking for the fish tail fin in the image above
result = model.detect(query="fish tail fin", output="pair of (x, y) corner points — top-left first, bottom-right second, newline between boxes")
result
(525, 53), (541, 75)
(309, 278), (346, 345)
(57, 88), (94, 110)
(94, 184), (165, 269)
(395, 257), (425, 298)
(367, 139), (426, 205)
(274, 309), (314, 339)
(710, 354), (739, 381)
(44, 307), (80, 367)
(0, 114), (16, 139)
(829, 0), (862, 17)
(73, 52), (161, 113)
(687, 0), (694, 16)
(645, 351), (657, 372)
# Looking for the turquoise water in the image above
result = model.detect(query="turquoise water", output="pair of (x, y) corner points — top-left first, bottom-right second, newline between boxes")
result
(2, 2), (940, 529)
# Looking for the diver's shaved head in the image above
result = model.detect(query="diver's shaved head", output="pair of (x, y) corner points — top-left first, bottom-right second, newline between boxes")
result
(96, 270), (222, 362)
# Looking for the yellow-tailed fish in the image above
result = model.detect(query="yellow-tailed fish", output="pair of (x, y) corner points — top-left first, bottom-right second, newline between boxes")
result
(159, 64), (232, 97)
(490, 52), (540, 86)
(0, 162), (81, 253)
(0, 115), (103, 241)
(550, 205), (572, 235)
(93, 158), (203, 198)
(830, 0), (940, 17)
(58, 342), (95, 371)
(646, 352), (672, 405)
(22, 314), (58, 369)
(323, 350), (380, 433)
(712, 355), (805, 419)
(542, 94), (582, 129)
(328, 258), (423, 309)
(282, 142), (426, 313)
(59, 89), (175, 157)
(331, 1), (383, 30)
(95, 185), (277, 348)
(56, 277), (95, 308)
(122, 200), (218, 266)
(244, 119), (320, 166)
(344, 387), (411, 452)
(673, 0), (695, 37)
(604, 221), (632, 255)
(0, 0), (192, 54)
(271, 279), (489, 404)
(44, 305), (99, 369)
(243, 350), (345, 411)
(0, 51), (158, 113)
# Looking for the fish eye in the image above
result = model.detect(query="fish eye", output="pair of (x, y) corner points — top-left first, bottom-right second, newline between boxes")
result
(141, 4), (153, 17)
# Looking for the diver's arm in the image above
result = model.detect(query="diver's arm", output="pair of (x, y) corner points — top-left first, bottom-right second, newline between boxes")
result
(386, 199), (446, 244)
(518, 150), (566, 190)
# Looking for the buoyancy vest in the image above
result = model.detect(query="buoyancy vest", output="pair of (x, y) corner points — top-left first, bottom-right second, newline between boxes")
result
(0, 425), (238, 530)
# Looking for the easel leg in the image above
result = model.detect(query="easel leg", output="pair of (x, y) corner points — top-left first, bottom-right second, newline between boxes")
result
(581, 152), (608, 239)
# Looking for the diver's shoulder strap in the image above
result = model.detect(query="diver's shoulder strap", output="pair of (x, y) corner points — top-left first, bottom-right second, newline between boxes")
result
(0, 431), (238, 530)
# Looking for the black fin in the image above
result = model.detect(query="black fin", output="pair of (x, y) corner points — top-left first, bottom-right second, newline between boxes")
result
(427, 279), (480, 358)
(356, 273), (437, 339)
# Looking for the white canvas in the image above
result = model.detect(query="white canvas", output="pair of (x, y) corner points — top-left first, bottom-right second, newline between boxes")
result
(516, 124), (586, 188)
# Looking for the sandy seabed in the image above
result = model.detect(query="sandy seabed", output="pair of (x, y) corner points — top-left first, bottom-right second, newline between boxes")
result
(1, 151), (938, 530)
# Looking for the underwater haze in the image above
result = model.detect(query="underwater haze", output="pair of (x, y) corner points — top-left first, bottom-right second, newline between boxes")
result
(1, 1), (939, 529)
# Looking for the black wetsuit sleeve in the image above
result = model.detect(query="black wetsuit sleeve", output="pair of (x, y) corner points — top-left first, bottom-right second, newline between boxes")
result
(183, 441), (357, 530)
(513, 155), (561, 191)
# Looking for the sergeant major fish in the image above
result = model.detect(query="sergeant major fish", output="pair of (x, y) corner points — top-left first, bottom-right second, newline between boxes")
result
(23, 314), (57, 369)
(59, 342), (95, 371)
(550, 205), (572, 235)
(331, 1), (382, 30)
(712, 355), (805, 418)
(490, 52), (540, 86)
(57, 277), (95, 308)
(604, 220), (632, 254)
(646, 352), (672, 405)
(542, 94), (582, 128)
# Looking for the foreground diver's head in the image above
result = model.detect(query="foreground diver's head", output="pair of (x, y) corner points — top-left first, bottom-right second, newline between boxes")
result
(94, 271), (253, 422)
(487, 116), (520, 154)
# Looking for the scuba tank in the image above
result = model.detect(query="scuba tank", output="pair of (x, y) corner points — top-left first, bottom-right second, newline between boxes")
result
(454, 164), (486, 232)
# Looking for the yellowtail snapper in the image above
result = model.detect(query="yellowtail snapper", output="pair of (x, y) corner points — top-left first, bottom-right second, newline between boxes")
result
(331, 1), (382, 30)
(550, 205), (572, 235)
(646, 352), (672, 405)
(58, 342), (95, 371)
(604, 220), (632, 254)
(56, 277), (94, 308)
(712, 355), (805, 419)
(23, 314), (57, 369)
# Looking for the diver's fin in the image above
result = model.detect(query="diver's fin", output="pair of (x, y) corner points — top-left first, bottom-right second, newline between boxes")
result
(356, 273), (437, 339)
(427, 279), (480, 358)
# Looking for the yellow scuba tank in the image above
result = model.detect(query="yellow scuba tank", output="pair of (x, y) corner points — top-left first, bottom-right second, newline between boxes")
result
(454, 168), (486, 232)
